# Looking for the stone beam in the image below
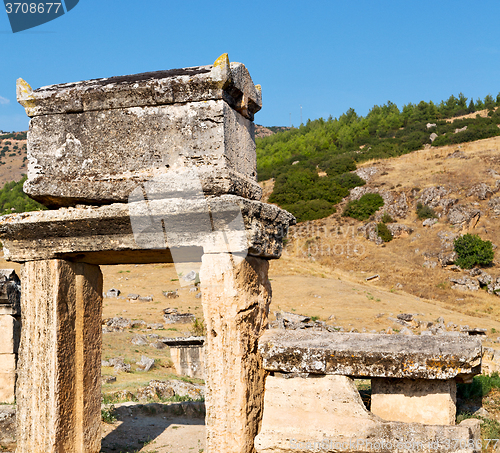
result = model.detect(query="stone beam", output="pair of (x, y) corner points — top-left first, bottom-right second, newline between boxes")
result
(259, 330), (481, 381)
(0, 196), (295, 264)
(201, 254), (271, 453)
(16, 260), (102, 453)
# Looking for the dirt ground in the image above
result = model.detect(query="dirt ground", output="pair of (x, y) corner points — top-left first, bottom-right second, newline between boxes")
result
(100, 403), (205, 453)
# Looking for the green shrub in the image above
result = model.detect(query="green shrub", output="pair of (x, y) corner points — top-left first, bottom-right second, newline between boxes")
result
(376, 222), (393, 242)
(454, 233), (494, 269)
(342, 193), (384, 220)
(0, 176), (46, 215)
(101, 407), (117, 423)
(283, 199), (336, 222)
(331, 172), (366, 189)
(416, 202), (437, 219)
(457, 372), (500, 400)
(380, 212), (393, 223)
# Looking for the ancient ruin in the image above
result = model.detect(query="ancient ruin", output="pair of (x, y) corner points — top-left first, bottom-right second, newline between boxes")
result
(163, 336), (205, 379)
(1, 54), (295, 453)
(0, 54), (486, 453)
(0, 269), (20, 405)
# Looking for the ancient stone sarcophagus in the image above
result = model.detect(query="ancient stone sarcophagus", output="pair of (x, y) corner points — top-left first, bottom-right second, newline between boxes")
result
(17, 54), (263, 207)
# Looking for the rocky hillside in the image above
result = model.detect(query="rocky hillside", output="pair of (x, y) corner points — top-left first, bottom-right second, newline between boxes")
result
(0, 132), (27, 185)
(278, 136), (500, 323)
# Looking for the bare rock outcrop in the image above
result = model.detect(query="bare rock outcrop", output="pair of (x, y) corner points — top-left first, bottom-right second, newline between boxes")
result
(447, 204), (481, 227)
(467, 182), (495, 200)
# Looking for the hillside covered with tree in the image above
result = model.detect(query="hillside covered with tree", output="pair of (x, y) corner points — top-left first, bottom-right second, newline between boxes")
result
(0, 176), (45, 215)
(257, 93), (500, 222)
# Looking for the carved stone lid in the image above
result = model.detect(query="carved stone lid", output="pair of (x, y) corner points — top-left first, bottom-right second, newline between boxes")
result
(17, 54), (262, 120)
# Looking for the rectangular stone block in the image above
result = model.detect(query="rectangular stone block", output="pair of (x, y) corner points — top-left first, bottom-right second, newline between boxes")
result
(0, 196), (295, 264)
(255, 375), (481, 453)
(0, 371), (16, 404)
(16, 260), (102, 453)
(170, 345), (205, 379)
(259, 330), (482, 381)
(0, 354), (16, 404)
(18, 60), (262, 119)
(25, 100), (261, 206)
(371, 378), (456, 425)
(18, 57), (264, 207)
(0, 316), (19, 354)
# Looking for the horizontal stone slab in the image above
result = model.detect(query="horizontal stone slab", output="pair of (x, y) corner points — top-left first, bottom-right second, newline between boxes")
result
(259, 330), (481, 381)
(0, 196), (295, 264)
(161, 336), (205, 347)
(17, 55), (262, 120)
(25, 99), (260, 207)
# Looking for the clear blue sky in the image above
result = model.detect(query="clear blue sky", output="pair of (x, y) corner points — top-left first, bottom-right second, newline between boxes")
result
(1, 0), (499, 132)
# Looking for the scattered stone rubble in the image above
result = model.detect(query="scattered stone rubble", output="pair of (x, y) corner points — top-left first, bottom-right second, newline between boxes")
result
(163, 308), (196, 324)
(449, 268), (500, 296)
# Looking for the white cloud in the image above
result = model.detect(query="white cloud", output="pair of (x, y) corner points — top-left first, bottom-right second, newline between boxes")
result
(0, 96), (10, 105)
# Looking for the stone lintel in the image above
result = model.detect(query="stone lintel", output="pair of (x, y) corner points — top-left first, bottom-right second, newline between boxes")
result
(259, 330), (481, 381)
(17, 58), (262, 120)
(162, 336), (205, 347)
(0, 196), (295, 264)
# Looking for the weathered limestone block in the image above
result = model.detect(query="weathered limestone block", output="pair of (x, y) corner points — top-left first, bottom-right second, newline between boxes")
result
(259, 330), (481, 381)
(169, 345), (205, 379)
(17, 58), (262, 119)
(163, 337), (205, 379)
(0, 315), (20, 354)
(16, 260), (102, 453)
(25, 100), (260, 205)
(18, 56), (264, 206)
(371, 378), (457, 425)
(201, 254), (271, 453)
(0, 196), (295, 264)
(255, 375), (481, 453)
(0, 354), (16, 403)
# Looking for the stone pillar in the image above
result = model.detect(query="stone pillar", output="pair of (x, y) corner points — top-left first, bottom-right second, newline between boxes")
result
(16, 260), (102, 453)
(200, 254), (271, 453)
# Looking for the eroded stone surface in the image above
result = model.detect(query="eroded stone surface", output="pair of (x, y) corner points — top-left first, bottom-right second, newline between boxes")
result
(0, 354), (16, 404)
(0, 196), (295, 263)
(201, 254), (271, 453)
(371, 378), (457, 425)
(16, 260), (102, 453)
(25, 100), (261, 206)
(17, 59), (262, 120)
(255, 375), (481, 453)
(259, 330), (481, 381)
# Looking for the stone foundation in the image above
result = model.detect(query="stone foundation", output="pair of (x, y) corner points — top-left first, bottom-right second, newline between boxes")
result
(255, 375), (481, 453)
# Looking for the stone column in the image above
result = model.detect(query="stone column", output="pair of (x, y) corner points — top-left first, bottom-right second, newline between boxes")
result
(16, 260), (102, 453)
(200, 253), (271, 453)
